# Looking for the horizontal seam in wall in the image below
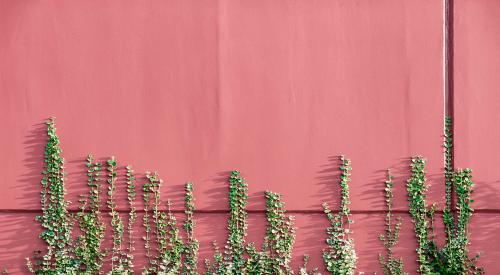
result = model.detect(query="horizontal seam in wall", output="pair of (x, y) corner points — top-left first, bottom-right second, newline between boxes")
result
(0, 209), (499, 214)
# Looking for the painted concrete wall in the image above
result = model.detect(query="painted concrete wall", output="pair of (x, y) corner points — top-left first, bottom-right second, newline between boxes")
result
(0, 0), (498, 273)
(454, 1), (500, 272)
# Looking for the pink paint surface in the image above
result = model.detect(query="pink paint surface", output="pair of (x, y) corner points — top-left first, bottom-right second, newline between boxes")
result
(454, 0), (500, 210)
(0, 0), (497, 273)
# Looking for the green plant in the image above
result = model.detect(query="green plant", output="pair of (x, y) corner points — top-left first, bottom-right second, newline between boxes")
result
(25, 118), (487, 274)
(205, 241), (229, 275)
(142, 172), (185, 274)
(205, 171), (302, 275)
(158, 200), (184, 273)
(226, 170), (249, 273)
(151, 172), (164, 273)
(142, 172), (161, 274)
(142, 172), (154, 270)
(322, 155), (357, 275)
(443, 117), (454, 242)
(28, 118), (77, 274)
(406, 157), (432, 274)
(299, 255), (320, 275)
(106, 157), (126, 273)
(407, 157), (483, 274)
(246, 191), (297, 274)
(124, 165), (137, 272)
(406, 118), (483, 274)
(378, 170), (406, 275)
(428, 169), (482, 275)
(183, 182), (199, 275)
(261, 191), (296, 274)
(445, 169), (479, 274)
(244, 243), (268, 274)
(74, 154), (106, 274)
(205, 170), (248, 274)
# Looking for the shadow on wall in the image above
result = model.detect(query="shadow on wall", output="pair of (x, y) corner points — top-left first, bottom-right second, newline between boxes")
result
(204, 170), (272, 211)
(469, 181), (500, 272)
(66, 157), (93, 210)
(315, 156), (422, 211)
(203, 171), (232, 210)
(364, 158), (412, 211)
(315, 155), (342, 210)
(16, 123), (46, 210)
(474, 179), (500, 211)
(0, 213), (44, 273)
(469, 213), (500, 273)
(289, 213), (329, 272)
(195, 213), (230, 270)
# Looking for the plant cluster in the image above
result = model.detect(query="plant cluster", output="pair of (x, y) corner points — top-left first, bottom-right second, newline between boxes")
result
(246, 191), (297, 274)
(142, 171), (184, 274)
(224, 170), (248, 273)
(406, 157), (431, 274)
(142, 171), (154, 269)
(74, 154), (106, 274)
(262, 191), (296, 273)
(125, 165), (138, 272)
(141, 173), (197, 274)
(204, 170), (250, 273)
(299, 255), (320, 275)
(205, 171), (307, 274)
(378, 170), (406, 275)
(443, 116), (454, 242)
(322, 156), (357, 275)
(26, 118), (485, 274)
(407, 157), (482, 274)
(28, 119), (200, 274)
(183, 182), (200, 275)
(406, 118), (483, 274)
(27, 118), (77, 274)
(107, 157), (128, 273)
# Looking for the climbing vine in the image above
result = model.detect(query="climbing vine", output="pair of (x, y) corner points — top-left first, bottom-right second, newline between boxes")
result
(142, 172), (160, 274)
(124, 165), (137, 273)
(226, 170), (249, 273)
(142, 172), (153, 271)
(407, 158), (483, 274)
(74, 154), (106, 274)
(205, 170), (248, 273)
(299, 255), (320, 275)
(406, 156), (432, 274)
(150, 172), (164, 273)
(106, 157), (126, 273)
(378, 170), (406, 275)
(246, 191), (297, 274)
(406, 117), (483, 275)
(24, 119), (486, 274)
(163, 200), (185, 273)
(206, 171), (306, 274)
(448, 169), (481, 274)
(204, 241), (227, 275)
(322, 155), (357, 275)
(28, 118), (77, 274)
(261, 191), (296, 274)
(183, 182), (199, 275)
(443, 117), (455, 242)
(142, 172), (185, 274)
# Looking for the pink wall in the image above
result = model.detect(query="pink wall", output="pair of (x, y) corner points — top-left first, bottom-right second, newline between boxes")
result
(0, 0), (498, 273)
(454, 1), (500, 271)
